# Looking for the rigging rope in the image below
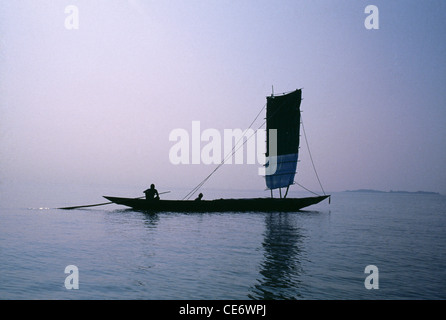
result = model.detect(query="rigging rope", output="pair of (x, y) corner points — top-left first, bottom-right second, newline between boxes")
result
(300, 114), (326, 196)
(182, 103), (267, 200)
(295, 182), (321, 196)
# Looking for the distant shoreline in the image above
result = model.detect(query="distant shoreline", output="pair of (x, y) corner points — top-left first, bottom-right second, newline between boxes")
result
(344, 189), (440, 195)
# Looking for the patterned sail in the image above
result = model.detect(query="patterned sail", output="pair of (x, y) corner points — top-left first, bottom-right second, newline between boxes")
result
(265, 89), (301, 190)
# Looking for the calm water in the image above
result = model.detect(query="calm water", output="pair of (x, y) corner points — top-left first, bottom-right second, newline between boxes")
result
(1, 184), (445, 300)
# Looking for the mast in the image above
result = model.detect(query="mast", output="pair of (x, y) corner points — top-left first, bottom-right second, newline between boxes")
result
(265, 89), (302, 195)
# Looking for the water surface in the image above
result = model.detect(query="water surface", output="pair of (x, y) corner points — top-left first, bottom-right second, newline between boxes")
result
(1, 185), (445, 299)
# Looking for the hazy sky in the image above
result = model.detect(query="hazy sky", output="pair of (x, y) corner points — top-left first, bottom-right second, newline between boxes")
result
(1, 0), (445, 195)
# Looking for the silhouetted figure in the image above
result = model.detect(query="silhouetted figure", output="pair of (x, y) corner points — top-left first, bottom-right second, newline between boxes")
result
(144, 184), (160, 200)
(194, 193), (203, 201)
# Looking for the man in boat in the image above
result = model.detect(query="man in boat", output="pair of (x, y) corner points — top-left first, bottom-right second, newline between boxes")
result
(194, 193), (203, 201)
(144, 184), (160, 200)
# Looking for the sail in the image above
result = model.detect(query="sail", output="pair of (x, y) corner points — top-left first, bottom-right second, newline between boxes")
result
(265, 89), (301, 190)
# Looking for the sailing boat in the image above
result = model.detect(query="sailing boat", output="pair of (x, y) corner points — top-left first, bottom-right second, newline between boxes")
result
(104, 89), (330, 212)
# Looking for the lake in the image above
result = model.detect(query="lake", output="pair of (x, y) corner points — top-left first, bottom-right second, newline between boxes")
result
(1, 183), (445, 300)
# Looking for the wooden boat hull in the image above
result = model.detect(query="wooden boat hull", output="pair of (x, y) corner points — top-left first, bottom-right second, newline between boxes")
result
(103, 195), (330, 212)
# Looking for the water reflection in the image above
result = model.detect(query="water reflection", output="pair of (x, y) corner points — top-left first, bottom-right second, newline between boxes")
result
(139, 211), (161, 229)
(249, 213), (305, 299)
(111, 209), (161, 228)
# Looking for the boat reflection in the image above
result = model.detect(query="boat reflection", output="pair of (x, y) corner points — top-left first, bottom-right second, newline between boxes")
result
(249, 212), (305, 299)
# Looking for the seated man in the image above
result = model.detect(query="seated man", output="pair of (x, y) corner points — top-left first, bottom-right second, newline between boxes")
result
(144, 184), (160, 200)
(194, 193), (203, 201)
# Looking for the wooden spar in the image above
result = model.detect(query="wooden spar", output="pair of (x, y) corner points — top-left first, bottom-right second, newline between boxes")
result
(58, 191), (170, 210)
(284, 185), (290, 198)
